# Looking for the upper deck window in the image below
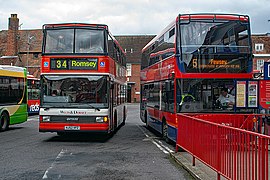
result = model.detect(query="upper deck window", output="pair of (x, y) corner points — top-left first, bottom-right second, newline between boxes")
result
(179, 20), (252, 73)
(75, 29), (104, 53)
(44, 28), (105, 54)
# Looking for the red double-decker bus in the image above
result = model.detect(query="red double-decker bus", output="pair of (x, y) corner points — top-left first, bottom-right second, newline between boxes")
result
(39, 23), (127, 135)
(27, 74), (40, 114)
(140, 14), (257, 142)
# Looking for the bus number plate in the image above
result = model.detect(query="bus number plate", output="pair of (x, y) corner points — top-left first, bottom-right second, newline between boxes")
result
(64, 126), (80, 130)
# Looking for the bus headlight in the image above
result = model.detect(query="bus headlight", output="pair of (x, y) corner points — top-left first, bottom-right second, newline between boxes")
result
(43, 116), (50, 122)
(96, 117), (108, 123)
(96, 117), (104, 122)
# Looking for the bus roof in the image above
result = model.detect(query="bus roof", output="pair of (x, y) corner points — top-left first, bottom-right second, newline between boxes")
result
(178, 13), (249, 22)
(0, 65), (26, 78)
(0, 65), (26, 72)
(43, 23), (108, 30)
(27, 74), (39, 80)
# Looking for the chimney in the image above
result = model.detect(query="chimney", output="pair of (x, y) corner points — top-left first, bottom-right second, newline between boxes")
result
(8, 14), (19, 30)
(6, 14), (19, 56)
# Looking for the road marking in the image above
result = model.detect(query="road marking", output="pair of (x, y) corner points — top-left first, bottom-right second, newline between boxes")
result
(27, 115), (39, 121)
(27, 118), (37, 121)
(137, 124), (174, 154)
(157, 140), (174, 153)
(152, 140), (170, 154)
(42, 149), (67, 179)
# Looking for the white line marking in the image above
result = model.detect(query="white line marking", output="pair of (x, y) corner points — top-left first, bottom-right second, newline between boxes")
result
(152, 140), (169, 154)
(137, 124), (172, 154)
(27, 116), (39, 121)
(157, 140), (174, 153)
(42, 149), (67, 179)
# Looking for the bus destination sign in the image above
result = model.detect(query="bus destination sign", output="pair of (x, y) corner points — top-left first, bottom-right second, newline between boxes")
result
(50, 58), (98, 70)
(192, 59), (240, 69)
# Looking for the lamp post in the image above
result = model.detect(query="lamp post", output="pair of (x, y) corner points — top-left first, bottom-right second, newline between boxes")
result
(26, 33), (34, 73)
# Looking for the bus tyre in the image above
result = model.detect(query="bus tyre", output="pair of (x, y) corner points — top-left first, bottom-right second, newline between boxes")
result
(162, 120), (170, 143)
(114, 112), (117, 131)
(0, 112), (10, 131)
(145, 112), (149, 128)
(123, 107), (126, 125)
(57, 132), (65, 136)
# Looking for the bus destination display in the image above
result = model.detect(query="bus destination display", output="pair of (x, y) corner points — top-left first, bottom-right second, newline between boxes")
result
(50, 58), (98, 70)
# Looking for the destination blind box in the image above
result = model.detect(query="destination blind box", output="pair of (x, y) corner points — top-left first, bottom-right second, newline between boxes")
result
(50, 58), (98, 70)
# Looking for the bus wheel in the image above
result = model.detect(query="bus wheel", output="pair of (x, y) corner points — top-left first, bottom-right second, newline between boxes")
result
(145, 112), (149, 128)
(57, 132), (66, 136)
(162, 120), (170, 143)
(123, 107), (126, 125)
(0, 112), (10, 131)
(114, 112), (117, 131)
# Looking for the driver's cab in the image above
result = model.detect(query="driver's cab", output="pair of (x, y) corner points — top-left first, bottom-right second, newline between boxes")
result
(177, 79), (236, 113)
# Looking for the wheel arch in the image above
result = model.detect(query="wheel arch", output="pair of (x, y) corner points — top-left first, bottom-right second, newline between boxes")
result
(0, 109), (10, 118)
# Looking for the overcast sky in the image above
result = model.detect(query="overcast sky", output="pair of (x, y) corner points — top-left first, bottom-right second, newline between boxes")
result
(0, 0), (269, 35)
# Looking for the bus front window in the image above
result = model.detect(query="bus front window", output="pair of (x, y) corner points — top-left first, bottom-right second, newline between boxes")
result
(41, 75), (108, 108)
(45, 29), (74, 53)
(44, 28), (105, 54)
(179, 20), (251, 73)
(75, 29), (104, 53)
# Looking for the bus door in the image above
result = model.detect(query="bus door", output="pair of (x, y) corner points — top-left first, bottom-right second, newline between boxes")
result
(109, 80), (114, 132)
(149, 82), (162, 131)
(147, 105), (160, 131)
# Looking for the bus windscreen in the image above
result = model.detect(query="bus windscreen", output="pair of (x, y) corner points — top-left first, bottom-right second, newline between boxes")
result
(44, 28), (105, 54)
(41, 75), (108, 108)
(180, 20), (251, 73)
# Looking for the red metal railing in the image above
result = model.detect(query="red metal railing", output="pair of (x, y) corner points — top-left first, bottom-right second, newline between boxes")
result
(176, 114), (270, 180)
(186, 114), (268, 134)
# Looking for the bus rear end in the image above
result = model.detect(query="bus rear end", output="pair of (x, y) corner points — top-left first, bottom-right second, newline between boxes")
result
(27, 75), (40, 114)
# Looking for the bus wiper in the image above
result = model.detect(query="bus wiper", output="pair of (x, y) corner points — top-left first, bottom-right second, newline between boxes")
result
(88, 104), (100, 111)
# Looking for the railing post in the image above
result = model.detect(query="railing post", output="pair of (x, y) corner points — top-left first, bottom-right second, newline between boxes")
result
(217, 173), (221, 180)
(192, 114), (195, 166)
(217, 125), (221, 180)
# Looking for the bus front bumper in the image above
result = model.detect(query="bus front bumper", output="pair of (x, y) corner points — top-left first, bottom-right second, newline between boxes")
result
(39, 122), (110, 133)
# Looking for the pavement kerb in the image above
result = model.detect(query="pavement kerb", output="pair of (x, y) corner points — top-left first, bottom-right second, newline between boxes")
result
(170, 151), (221, 180)
(170, 152), (202, 180)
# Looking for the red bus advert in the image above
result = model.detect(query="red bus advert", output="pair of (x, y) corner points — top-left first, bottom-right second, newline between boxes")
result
(39, 23), (127, 135)
(27, 74), (40, 114)
(140, 14), (257, 142)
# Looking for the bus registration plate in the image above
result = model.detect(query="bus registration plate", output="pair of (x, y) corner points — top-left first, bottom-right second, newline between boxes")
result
(64, 126), (80, 130)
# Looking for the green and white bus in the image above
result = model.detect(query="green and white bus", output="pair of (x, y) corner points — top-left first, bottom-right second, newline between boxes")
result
(0, 65), (28, 131)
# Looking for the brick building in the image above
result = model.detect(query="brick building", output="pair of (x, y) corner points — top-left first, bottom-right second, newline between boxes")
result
(116, 36), (155, 102)
(0, 14), (42, 77)
(251, 33), (270, 75)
